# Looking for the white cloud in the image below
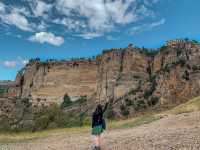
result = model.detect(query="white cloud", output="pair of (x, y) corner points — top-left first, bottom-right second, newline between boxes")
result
(3, 61), (17, 68)
(2, 57), (29, 69)
(53, 18), (86, 31)
(130, 18), (166, 35)
(2, 12), (32, 31)
(78, 32), (103, 39)
(0, 2), (5, 13)
(0, 0), (162, 39)
(105, 0), (138, 24)
(36, 21), (48, 31)
(53, 0), (161, 38)
(29, 32), (64, 46)
(12, 7), (31, 17)
(137, 5), (155, 18)
(55, 0), (140, 34)
(149, 18), (166, 28)
(32, 0), (52, 17)
(0, 2), (33, 31)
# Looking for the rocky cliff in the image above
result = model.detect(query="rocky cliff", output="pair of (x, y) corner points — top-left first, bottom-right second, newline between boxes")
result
(1, 40), (200, 119)
(17, 59), (98, 107)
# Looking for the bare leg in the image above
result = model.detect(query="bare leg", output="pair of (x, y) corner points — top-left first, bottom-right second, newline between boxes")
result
(93, 136), (98, 146)
(92, 135), (102, 149)
(97, 135), (100, 147)
(98, 134), (102, 149)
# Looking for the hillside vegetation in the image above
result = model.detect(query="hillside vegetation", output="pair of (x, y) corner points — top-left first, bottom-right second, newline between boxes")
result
(1, 96), (200, 143)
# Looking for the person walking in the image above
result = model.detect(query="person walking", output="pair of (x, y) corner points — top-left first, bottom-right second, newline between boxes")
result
(91, 102), (109, 150)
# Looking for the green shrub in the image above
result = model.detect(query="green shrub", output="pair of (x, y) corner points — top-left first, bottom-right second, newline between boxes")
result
(160, 45), (168, 52)
(182, 70), (190, 80)
(192, 40), (199, 44)
(34, 104), (66, 131)
(140, 48), (159, 56)
(120, 104), (129, 116)
(144, 74), (157, 99)
(60, 94), (73, 109)
(0, 117), (12, 132)
(104, 104), (115, 119)
(192, 65), (200, 71)
(61, 95), (87, 109)
(75, 96), (87, 105)
(144, 81), (157, 99)
(136, 100), (147, 110)
(125, 98), (132, 106)
(147, 96), (159, 106)
(131, 100), (138, 111)
(179, 59), (186, 67)
(176, 49), (182, 56)
(0, 88), (8, 94)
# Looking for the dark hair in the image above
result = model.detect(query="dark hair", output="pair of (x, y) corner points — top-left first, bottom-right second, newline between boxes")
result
(94, 104), (103, 116)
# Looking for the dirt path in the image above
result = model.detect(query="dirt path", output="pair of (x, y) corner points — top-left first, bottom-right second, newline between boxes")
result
(1, 111), (200, 150)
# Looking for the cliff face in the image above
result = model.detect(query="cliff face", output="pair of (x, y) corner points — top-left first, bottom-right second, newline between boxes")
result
(97, 47), (149, 102)
(153, 42), (200, 105)
(1, 41), (200, 114)
(16, 46), (150, 107)
(19, 60), (98, 106)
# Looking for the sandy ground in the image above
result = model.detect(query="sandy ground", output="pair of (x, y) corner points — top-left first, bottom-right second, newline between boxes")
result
(1, 111), (200, 150)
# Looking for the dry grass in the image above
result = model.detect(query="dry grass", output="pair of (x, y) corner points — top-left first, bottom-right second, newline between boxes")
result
(165, 96), (200, 115)
(0, 127), (90, 143)
(117, 115), (161, 129)
(0, 115), (161, 143)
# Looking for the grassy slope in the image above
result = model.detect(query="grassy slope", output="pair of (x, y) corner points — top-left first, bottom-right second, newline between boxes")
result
(165, 96), (200, 115)
(1, 96), (200, 143)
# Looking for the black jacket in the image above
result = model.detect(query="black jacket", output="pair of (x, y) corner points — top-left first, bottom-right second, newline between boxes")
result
(92, 102), (108, 128)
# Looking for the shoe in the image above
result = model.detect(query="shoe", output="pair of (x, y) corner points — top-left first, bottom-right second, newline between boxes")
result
(92, 146), (101, 150)
(96, 146), (101, 150)
(92, 146), (98, 150)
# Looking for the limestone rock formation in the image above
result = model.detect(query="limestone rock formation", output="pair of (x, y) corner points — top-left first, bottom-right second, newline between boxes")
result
(0, 40), (200, 120)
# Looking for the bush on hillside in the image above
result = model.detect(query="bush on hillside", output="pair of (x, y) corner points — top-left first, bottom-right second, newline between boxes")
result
(60, 94), (73, 109)
(182, 70), (190, 81)
(104, 104), (115, 119)
(125, 98), (132, 106)
(192, 65), (200, 71)
(160, 45), (168, 52)
(33, 104), (66, 131)
(135, 100), (147, 110)
(147, 96), (159, 106)
(120, 104), (130, 116)
(75, 96), (87, 105)
(0, 117), (12, 132)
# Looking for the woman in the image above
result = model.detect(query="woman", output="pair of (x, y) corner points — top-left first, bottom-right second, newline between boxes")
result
(92, 102), (108, 150)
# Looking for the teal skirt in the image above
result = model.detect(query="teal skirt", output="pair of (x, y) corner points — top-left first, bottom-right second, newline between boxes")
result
(92, 125), (104, 135)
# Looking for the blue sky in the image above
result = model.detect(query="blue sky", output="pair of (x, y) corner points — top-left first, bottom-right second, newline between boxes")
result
(0, 0), (200, 80)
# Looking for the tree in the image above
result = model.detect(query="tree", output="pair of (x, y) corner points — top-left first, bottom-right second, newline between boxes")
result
(60, 94), (72, 109)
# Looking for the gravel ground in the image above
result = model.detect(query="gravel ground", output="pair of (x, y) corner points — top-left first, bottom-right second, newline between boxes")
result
(1, 111), (200, 150)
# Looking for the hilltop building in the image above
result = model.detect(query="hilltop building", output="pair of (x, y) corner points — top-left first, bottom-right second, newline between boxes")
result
(166, 39), (186, 47)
